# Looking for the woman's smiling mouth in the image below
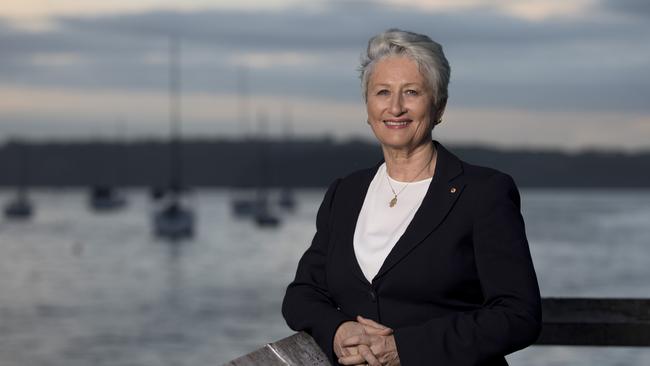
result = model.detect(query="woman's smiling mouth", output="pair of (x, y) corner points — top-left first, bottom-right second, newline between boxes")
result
(383, 119), (412, 129)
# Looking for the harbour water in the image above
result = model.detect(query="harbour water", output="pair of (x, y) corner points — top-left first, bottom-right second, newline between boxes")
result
(0, 188), (649, 365)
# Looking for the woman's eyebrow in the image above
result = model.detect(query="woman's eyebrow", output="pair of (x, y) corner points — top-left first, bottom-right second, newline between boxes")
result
(371, 82), (423, 88)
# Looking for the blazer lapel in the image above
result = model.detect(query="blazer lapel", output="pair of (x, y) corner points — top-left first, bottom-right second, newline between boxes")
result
(339, 162), (381, 285)
(374, 141), (466, 280)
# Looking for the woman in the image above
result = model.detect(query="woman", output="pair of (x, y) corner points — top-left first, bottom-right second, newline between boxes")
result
(282, 29), (541, 366)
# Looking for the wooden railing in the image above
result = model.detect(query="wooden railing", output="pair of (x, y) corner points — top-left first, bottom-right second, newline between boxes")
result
(224, 298), (650, 365)
(537, 298), (650, 346)
(224, 331), (328, 366)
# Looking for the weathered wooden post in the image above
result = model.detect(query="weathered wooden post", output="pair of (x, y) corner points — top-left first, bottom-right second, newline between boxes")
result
(223, 331), (331, 366)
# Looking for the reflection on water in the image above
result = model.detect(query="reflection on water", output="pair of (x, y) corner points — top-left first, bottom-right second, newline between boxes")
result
(0, 189), (649, 365)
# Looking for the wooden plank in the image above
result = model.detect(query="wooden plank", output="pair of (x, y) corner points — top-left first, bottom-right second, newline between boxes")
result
(223, 345), (284, 366)
(537, 298), (650, 346)
(223, 332), (331, 366)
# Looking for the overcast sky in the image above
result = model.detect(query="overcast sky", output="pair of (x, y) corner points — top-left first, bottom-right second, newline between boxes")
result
(1, 0), (649, 150)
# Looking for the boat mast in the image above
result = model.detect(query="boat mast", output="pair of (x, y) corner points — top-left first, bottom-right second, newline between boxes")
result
(169, 35), (182, 194)
(238, 65), (251, 139)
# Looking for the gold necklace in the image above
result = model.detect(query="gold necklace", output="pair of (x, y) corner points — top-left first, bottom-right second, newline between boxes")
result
(386, 148), (435, 208)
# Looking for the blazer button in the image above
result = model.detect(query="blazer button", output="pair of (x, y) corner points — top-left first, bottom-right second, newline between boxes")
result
(369, 290), (377, 302)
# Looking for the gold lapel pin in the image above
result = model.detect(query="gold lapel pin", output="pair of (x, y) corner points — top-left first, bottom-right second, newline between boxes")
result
(450, 187), (457, 193)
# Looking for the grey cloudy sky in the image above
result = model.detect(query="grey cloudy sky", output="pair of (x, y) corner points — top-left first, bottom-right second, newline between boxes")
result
(0, 0), (649, 150)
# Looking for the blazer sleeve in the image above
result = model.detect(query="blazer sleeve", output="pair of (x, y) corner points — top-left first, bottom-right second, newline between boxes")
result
(394, 172), (542, 366)
(282, 178), (353, 363)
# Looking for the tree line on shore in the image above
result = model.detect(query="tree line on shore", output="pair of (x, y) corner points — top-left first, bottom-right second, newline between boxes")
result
(1, 138), (648, 188)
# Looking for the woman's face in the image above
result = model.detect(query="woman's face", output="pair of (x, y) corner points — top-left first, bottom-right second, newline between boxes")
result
(366, 56), (435, 152)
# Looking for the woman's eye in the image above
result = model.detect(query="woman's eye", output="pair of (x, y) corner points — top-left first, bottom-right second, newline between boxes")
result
(405, 89), (419, 96)
(377, 89), (390, 96)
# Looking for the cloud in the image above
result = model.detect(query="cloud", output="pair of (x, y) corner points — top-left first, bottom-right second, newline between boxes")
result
(7, 6), (647, 109)
(601, 0), (650, 18)
(0, 85), (366, 140)
(1, 1), (649, 148)
(54, 5), (649, 50)
(438, 107), (650, 151)
(0, 0), (306, 31)
(227, 51), (324, 69)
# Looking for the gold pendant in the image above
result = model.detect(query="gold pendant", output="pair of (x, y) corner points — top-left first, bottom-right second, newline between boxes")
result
(389, 196), (397, 208)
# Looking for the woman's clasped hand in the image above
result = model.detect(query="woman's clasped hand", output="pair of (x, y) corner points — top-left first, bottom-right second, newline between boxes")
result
(334, 316), (400, 366)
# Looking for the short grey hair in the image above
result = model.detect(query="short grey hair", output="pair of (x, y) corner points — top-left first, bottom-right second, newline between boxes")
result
(359, 28), (450, 114)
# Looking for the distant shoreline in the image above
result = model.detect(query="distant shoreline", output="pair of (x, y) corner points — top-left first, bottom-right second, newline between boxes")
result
(1, 138), (649, 188)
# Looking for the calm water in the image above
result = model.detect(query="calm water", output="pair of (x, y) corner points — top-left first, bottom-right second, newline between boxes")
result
(0, 188), (649, 366)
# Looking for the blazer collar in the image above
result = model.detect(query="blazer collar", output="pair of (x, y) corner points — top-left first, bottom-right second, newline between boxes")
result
(342, 140), (466, 284)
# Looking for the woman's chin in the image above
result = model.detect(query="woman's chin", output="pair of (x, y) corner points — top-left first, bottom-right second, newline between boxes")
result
(376, 133), (431, 151)
(372, 124), (431, 148)
(378, 138), (416, 151)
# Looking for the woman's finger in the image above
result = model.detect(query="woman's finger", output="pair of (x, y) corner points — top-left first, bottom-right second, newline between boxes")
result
(372, 335), (398, 362)
(357, 315), (392, 331)
(338, 345), (381, 366)
(363, 325), (393, 336)
(341, 334), (372, 347)
(338, 352), (365, 365)
(340, 345), (355, 357)
(369, 341), (385, 358)
(358, 344), (381, 366)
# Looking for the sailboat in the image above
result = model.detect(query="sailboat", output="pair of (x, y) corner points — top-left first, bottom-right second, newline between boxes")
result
(152, 35), (195, 239)
(4, 189), (33, 219)
(88, 185), (127, 211)
(89, 123), (129, 211)
(253, 111), (281, 228)
(254, 190), (279, 227)
(277, 107), (297, 212)
(3, 141), (34, 220)
(149, 185), (167, 201)
(230, 66), (257, 218)
(154, 193), (194, 238)
(278, 186), (296, 211)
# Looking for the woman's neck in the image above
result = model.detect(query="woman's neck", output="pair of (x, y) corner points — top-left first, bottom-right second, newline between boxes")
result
(383, 141), (437, 182)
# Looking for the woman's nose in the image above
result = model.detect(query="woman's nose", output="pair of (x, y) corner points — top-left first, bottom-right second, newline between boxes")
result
(389, 94), (406, 115)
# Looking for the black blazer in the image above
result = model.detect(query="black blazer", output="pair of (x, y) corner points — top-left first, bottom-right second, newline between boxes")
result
(282, 141), (542, 366)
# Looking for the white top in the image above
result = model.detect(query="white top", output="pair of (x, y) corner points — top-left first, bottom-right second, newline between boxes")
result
(353, 163), (432, 283)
